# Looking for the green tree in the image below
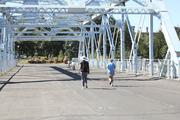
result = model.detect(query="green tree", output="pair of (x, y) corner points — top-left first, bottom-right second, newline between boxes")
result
(138, 33), (149, 58)
(58, 50), (64, 62)
(154, 31), (167, 59)
(15, 41), (36, 58)
(64, 41), (79, 60)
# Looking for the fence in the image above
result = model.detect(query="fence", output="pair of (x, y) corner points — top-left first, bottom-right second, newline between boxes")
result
(89, 58), (180, 79)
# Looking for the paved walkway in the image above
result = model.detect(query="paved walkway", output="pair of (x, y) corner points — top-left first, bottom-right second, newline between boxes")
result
(0, 64), (180, 120)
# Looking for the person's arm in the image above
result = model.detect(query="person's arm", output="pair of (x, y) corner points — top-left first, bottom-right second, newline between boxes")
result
(113, 63), (116, 69)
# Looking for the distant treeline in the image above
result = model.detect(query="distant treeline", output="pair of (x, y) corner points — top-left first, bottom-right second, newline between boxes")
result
(15, 27), (180, 60)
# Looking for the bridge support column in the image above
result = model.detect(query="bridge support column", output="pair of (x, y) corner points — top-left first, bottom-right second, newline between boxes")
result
(170, 59), (177, 79)
(132, 44), (138, 74)
(167, 59), (171, 79)
(2, 22), (7, 73)
(120, 14), (125, 71)
(0, 28), (3, 73)
(90, 23), (95, 67)
(78, 40), (85, 60)
(103, 27), (107, 68)
(102, 15), (107, 68)
(149, 14), (154, 76)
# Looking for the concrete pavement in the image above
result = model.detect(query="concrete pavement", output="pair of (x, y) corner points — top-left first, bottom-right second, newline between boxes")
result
(0, 64), (180, 120)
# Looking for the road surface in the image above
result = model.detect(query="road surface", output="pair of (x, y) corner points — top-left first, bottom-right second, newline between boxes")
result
(0, 64), (180, 120)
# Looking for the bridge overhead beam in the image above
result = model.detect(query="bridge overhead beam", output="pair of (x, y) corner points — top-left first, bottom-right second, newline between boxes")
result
(14, 36), (84, 42)
(14, 31), (100, 35)
(1, 24), (118, 29)
(0, 5), (158, 15)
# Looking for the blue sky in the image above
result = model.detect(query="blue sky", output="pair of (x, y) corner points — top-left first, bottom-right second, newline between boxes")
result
(165, 0), (180, 27)
(124, 0), (180, 32)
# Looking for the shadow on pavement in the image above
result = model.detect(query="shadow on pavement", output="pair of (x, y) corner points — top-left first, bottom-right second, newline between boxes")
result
(51, 66), (81, 80)
(0, 66), (106, 85)
(88, 87), (116, 90)
(115, 77), (161, 81)
(113, 85), (139, 87)
(0, 79), (79, 84)
(0, 65), (23, 91)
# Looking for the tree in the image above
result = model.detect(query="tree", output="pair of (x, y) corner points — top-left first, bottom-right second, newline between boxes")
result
(58, 50), (64, 62)
(15, 41), (36, 58)
(154, 31), (167, 59)
(64, 41), (79, 60)
(138, 33), (149, 58)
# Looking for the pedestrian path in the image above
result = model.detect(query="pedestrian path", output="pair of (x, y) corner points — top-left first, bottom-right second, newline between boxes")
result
(0, 64), (180, 120)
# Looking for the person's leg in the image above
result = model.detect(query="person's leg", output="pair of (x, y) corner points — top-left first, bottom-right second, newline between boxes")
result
(111, 75), (114, 86)
(81, 72), (85, 87)
(84, 72), (88, 88)
(109, 75), (112, 85)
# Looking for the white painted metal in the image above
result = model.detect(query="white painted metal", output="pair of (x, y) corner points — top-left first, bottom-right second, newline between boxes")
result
(90, 22), (95, 66)
(120, 14), (125, 71)
(156, 0), (180, 78)
(102, 15), (107, 68)
(149, 14), (154, 76)
(0, 0), (179, 79)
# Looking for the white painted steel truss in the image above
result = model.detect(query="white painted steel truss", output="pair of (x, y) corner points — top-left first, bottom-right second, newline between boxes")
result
(0, 0), (180, 79)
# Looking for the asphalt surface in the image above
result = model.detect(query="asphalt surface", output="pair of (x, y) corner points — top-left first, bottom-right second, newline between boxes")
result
(0, 64), (180, 120)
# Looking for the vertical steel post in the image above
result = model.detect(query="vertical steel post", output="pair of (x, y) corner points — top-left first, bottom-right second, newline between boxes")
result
(149, 14), (154, 76)
(78, 41), (83, 59)
(133, 44), (137, 74)
(167, 59), (170, 79)
(90, 22), (94, 66)
(102, 15), (107, 68)
(170, 59), (174, 79)
(2, 14), (7, 72)
(97, 33), (102, 68)
(79, 24), (85, 60)
(121, 14), (125, 71)
(0, 28), (2, 73)
(7, 33), (9, 68)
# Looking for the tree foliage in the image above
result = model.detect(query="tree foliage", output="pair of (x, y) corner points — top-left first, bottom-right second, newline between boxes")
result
(63, 41), (79, 60)
(15, 25), (180, 60)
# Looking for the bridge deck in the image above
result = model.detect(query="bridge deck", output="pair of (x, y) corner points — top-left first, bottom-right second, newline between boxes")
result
(0, 64), (180, 120)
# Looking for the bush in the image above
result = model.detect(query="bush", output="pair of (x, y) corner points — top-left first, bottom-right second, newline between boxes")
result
(58, 50), (64, 63)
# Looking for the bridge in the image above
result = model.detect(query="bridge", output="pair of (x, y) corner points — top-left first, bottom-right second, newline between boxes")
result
(0, 0), (180, 79)
(0, 0), (180, 119)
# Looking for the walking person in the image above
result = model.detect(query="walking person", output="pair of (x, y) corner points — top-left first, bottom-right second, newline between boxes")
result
(107, 59), (116, 86)
(80, 56), (90, 89)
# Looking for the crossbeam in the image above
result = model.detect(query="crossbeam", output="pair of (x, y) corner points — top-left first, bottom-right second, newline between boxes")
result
(14, 36), (85, 41)
(14, 31), (100, 35)
(0, 23), (117, 28)
(0, 5), (159, 15)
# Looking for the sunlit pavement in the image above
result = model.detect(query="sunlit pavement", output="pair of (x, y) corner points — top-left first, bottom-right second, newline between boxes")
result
(0, 64), (180, 120)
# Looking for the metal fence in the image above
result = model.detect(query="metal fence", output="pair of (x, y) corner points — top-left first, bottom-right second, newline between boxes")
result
(89, 58), (180, 80)
(0, 52), (16, 75)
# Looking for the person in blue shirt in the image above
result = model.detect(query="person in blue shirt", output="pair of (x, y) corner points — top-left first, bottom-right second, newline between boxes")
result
(107, 59), (116, 86)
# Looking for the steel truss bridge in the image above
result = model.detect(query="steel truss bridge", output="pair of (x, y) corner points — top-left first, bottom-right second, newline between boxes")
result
(0, 0), (180, 79)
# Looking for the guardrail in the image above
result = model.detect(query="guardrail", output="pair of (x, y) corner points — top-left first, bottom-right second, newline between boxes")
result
(89, 58), (180, 80)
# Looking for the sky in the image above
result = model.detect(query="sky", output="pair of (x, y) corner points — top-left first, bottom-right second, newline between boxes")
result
(123, 0), (180, 32)
(165, 0), (180, 27)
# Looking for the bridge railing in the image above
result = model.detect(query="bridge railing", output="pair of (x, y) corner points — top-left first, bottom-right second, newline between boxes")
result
(0, 53), (16, 75)
(89, 58), (180, 80)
